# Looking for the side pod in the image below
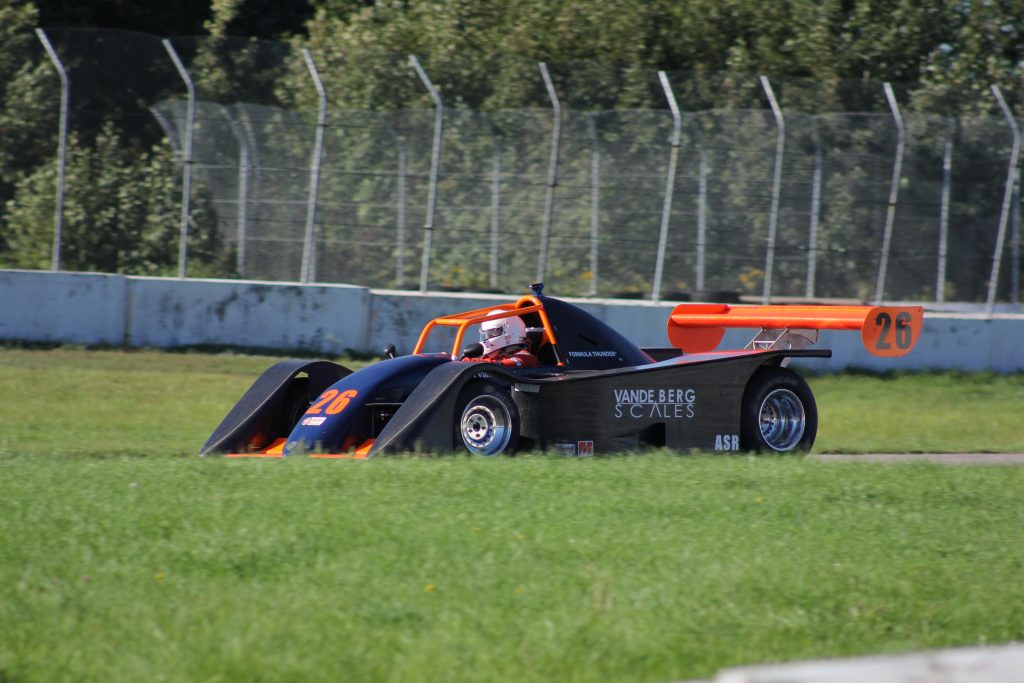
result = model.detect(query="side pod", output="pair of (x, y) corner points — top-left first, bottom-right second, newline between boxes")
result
(200, 360), (351, 456)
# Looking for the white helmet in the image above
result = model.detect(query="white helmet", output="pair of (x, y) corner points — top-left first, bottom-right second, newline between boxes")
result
(479, 310), (528, 356)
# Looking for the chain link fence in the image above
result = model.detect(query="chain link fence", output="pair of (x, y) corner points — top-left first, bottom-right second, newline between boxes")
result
(6, 28), (1023, 307)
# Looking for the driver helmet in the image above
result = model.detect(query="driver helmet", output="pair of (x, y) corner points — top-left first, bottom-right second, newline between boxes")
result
(479, 310), (528, 356)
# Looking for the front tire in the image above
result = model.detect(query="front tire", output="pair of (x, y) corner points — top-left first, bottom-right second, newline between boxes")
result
(455, 382), (520, 456)
(740, 366), (817, 453)
(278, 378), (311, 434)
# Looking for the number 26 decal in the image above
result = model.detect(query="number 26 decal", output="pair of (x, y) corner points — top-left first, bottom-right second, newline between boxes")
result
(861, 306), (923, 357)
(874, 311), (912, 350)
(307, 388), (358, 415)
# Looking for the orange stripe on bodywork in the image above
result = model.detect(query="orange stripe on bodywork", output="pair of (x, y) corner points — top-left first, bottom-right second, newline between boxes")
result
(225, 438), (287, 458)
(308, 439), (374, 460)
(667, 304), (923, 357)
(227, 438), (376, 460)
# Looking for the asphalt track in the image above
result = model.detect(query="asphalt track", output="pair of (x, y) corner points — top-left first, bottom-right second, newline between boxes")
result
(809, 453), (1024, 465)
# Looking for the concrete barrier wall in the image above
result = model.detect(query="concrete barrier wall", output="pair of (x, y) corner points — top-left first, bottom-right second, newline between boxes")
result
(2, 269), (1023, 372)
(125, 277), (371, 352)
(0, 270), (128, 346)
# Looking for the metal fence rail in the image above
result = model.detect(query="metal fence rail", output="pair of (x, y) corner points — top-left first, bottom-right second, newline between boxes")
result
(8, 28), (1022, 308)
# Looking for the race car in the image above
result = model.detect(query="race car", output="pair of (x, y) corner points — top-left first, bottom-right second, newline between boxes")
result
(201, 283), (922, 458)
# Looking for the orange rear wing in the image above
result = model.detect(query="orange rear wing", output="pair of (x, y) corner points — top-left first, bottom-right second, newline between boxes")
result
(666, 303), (924, 356)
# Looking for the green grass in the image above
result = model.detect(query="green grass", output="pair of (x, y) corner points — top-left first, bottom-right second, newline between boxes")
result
(810, 370), (1024, 453)
(2, 349), (1024, 682)
(0, 348), (371, 459)
(2, 348), (1022, 457)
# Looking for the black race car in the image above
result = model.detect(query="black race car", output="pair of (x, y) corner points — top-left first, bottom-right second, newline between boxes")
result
(201, 284), (922, 458)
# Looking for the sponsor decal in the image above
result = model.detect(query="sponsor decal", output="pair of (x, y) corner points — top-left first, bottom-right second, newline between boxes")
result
(552, 441), (594, 456)
(613, 387), (696, 419)
(715, 434), (740, 451)
(568, 350), (619, 358)
(302, 416), (327, 426)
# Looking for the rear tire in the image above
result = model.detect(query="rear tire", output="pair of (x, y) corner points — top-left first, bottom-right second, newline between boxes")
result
(454, 382), (520, 456)
(740, 366), (817, 453)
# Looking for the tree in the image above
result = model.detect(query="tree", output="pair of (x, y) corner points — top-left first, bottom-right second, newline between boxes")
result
(297, 0), (976, 112)
(0, 2), (58, 254)
(2, 120), (231, 277)
(33, 0), (212, 37)
(2, 0), (1021, 302)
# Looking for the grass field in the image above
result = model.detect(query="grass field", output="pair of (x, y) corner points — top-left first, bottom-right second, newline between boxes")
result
(2, 349), (1024, 682)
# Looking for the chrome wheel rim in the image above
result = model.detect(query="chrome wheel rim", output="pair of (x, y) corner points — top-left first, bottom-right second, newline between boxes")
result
(758, 388), (806, 451)
(460, 396), (512, 455)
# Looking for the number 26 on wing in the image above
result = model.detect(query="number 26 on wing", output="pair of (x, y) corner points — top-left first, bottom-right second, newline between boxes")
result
(861, 307), (923, 357)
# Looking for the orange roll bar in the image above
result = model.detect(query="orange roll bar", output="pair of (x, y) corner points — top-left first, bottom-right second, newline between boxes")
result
(411, 296), (562, 364)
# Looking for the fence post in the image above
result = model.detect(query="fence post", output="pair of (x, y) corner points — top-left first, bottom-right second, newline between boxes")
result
(218, 105), (250, 277)
(394, 126), (408, 288)
(483, 115), (502, 291)
(162, 40), (196, 279)
(937, 119), (954, 303)
(1013, 158), (1021, 305)
(696, 144), (708, 293)
(409, 55), (443, 293)
(236, 108), (262, 264)
(300, 49), (327, 284)
(35, 29), (69, 272)
(161, 39), (195, 280)
(587, 113), (601, 297)
(537, 62), (562, 285)
(987, 85), (1022, 315)
(652, 71), (682, 302)
(759, 76), (785, 304)
(874, 82), (905, 304)
(806, 116), (822, 299)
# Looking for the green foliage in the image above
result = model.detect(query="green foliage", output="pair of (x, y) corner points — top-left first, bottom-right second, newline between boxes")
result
(2, 0), (1023, 298)
(0, 3), (56, 249)
(300, 0), (1019, 113)
(185, 2), (295, 106)
(0, 4), (54, 174)
(2, 121), (232, 276)
(914, 0), (1024, 115)
(33, 0), (213, 37)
